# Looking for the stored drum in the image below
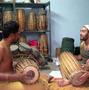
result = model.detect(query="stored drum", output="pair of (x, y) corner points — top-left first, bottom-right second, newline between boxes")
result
(27, 12), (37, 31)
(15, 58), (40, 84)
(15, 9), (26, 31)
(38, 34), (49, 56)
(37, 10), (48, 31)
(3, 8), (13, 24)
(17, 36), (27, 46)
(60, 52), (87, 86)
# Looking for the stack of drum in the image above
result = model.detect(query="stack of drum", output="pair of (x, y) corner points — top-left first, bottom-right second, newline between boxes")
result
(2, 9), (49, 56)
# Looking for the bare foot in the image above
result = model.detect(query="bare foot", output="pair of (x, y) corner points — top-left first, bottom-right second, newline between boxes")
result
(46, 76), (54, 83)
(56, 79), (70, 87)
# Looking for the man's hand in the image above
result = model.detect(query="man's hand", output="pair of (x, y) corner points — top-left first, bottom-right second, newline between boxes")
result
(14, 70), (32, 84)
(77, 70), (89, 82)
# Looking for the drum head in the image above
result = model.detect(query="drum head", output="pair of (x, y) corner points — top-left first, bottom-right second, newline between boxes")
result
(23, 66), (40, 84)
(19, 42), (32, 55)
(10, 45), (19, 55)
(69, 70), (86, 86)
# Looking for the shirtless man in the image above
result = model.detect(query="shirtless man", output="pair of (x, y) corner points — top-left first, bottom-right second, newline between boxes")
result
(0, 20), (53, 90)
(57, 25), (89, 86)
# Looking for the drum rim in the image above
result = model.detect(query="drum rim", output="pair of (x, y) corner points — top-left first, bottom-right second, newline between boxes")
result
(69, 70), (86, 86)
(23, 66), (40, 84)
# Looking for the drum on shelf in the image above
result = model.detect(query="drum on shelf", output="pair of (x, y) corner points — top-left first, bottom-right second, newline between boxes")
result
(38, 34), (49, 57)
(15, 9), (26, 31)
(37, 10), (48, 31)
(27, 12), (37, 31)
(10, 45), (19, 55)
(15, 58), (40, 84)
(17, 36), (27, 46)
(60, 52), (87, 86)
(3, 7), (13, 24)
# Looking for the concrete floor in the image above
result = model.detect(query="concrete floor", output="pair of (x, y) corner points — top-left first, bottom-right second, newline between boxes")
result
(39, 62), (59, 75)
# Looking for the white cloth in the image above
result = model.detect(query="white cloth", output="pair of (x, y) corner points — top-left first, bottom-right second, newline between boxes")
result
(83, 25), (89, 30)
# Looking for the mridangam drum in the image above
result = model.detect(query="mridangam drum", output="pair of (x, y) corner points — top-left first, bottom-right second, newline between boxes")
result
(15, 58), (40, 84)
(38, 34), (49, 56)
(10, 45), (19, 55)
(60, 52), (87, 86)
(15, 9), (26, 31)
(19, 42), (48, 66)
(19, 42), (40, 58)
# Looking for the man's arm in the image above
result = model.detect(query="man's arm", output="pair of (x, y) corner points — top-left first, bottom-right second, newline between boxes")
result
(0, 45), (31, 84)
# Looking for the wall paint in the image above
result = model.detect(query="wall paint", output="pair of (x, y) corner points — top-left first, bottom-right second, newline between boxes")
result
(4, 0), (89, 56)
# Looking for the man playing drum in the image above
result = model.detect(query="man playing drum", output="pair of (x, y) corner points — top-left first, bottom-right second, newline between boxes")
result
(0, 20), (53, 90)
(57, 25), (89, 86)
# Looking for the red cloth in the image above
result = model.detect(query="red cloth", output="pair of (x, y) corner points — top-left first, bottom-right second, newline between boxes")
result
(29, 40), (38, 49)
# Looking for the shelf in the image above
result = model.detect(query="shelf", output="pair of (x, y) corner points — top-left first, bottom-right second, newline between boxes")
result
(20, 30), (50, 33)
(15, 2), (50, 8)
(0, 2), (13, 7)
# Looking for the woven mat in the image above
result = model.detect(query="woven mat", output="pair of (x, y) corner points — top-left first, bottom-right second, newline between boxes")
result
(40, 74), (89, 90)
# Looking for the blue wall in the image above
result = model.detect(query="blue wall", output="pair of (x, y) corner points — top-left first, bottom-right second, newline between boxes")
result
(4, 0), (89, 56)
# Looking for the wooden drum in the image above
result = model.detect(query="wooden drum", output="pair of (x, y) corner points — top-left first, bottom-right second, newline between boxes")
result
(38, 34), (49, 56)
(37, 10), (48, 31)
(60, 52), (87, 86)
(3, 8), (13, 24)
(15, 9), (26, 31)
(15, 58), (40, 84)
(17, 36), (27, 46)
(27, 12), (37, 31)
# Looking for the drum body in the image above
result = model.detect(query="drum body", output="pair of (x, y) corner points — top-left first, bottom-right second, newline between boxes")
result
(38, 15), (48, 31)
(38, 34), (49, 56)
(37, 10), (48, 31)
(3, 8), (13, 24)
(18, 36), (27, 45)
(15, 58), (40, 84)
(15, 9), (26, 31)
(60, 52), (86, 86)
(27, 12), (37, 31)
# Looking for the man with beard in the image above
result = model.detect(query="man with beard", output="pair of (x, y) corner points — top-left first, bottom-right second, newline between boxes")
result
(0, 20), (53, 90)
(57, 25), (89, 87)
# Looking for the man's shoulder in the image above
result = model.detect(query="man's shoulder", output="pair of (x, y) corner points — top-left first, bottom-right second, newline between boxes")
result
(0, 42), (5, 50)
(80, 41), (84, 48)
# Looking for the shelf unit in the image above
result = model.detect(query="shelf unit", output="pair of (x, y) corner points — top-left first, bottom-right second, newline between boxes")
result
(0, 1), (51, 61)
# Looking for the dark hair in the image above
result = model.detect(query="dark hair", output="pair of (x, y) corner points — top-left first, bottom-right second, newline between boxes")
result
(2, 20), (19, 38)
